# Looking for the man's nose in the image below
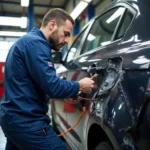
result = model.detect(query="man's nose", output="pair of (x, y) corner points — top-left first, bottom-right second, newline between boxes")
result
(64, 37), (69, 43)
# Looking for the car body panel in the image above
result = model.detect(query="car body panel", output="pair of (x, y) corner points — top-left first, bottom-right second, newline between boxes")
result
(51, 0), (150, 149)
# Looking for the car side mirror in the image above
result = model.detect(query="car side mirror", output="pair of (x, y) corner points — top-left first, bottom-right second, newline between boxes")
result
(51, 52), (63, 64)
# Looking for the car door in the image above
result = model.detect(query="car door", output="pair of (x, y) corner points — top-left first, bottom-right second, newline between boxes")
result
(51, 71), (69, 133)
(64, 6), (133, 150)
(51, 25), (90, 137)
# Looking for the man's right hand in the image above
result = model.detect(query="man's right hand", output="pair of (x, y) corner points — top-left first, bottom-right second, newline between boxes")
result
(79, 77), (95, 93)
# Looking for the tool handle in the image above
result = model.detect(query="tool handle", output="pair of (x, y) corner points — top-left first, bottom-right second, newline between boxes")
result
(91, 74), (98, 80)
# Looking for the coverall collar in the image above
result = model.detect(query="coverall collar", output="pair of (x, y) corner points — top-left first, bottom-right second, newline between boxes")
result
(30, 27), (53, 49)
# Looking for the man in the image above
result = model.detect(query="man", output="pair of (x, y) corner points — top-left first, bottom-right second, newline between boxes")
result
(0, 8), (94, 150)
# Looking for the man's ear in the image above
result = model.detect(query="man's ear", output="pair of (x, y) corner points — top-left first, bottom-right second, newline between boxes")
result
(48, 20), (57, 31)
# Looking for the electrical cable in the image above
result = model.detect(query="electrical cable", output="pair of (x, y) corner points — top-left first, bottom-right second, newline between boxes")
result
(58, 74), (97, 137)
(58, 106), (86, 137)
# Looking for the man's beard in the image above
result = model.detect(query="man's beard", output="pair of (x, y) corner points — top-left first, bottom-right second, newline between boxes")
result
(49, 30), (61, 51)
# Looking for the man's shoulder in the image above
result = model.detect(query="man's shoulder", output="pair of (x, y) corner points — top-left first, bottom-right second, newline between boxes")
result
(16, 33), (51, 56)
(22, 32), (44, 43)
(16, 32), (49, 49)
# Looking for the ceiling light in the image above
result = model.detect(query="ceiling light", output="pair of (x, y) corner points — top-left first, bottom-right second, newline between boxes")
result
(0, 16), (27, 28)
(20, 17), (27, 28)
(70, 1), (88, 20)
(21, 0), (29, 7)
(0, 31), (26, 37)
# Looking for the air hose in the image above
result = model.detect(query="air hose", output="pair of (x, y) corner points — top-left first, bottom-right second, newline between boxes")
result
(58, 74), (97, 137)
(58, 106), (86, 137)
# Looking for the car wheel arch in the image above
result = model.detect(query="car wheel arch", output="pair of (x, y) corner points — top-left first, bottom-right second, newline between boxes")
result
(87, 122), (120, 150)
(87, 124), (109, 150)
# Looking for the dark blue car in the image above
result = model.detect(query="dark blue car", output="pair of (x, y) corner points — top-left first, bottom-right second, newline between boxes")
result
(51, 0), (150, 149)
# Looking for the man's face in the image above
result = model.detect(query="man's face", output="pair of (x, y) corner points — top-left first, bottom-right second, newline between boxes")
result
(49, 19), (73, 51)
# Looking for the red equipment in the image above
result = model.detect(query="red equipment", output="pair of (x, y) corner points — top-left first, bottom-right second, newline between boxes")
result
(0, 62), (5, 99)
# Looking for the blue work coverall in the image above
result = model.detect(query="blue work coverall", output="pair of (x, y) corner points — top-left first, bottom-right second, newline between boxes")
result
(0, 27), (79, 150)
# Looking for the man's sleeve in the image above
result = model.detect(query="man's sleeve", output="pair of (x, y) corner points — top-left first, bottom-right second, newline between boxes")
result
(23, 40), (79, 99)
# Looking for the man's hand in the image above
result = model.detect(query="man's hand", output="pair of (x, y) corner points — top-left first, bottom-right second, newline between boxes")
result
(79, 77), (94, 93)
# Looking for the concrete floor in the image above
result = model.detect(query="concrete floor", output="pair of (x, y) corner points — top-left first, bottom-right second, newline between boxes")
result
(0, 127), (6, 150)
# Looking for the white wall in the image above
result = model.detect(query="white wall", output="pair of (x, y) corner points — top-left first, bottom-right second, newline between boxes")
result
(0, 38), (18, 62)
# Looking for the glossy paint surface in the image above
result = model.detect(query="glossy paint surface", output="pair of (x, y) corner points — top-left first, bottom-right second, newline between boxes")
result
(52, 0), (150, 149)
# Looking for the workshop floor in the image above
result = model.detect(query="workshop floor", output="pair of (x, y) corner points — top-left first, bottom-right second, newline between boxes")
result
(0, 127), (6, 150)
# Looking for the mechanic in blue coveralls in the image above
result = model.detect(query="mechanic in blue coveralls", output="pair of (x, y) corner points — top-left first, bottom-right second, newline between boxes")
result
(0, 8), (94, 150)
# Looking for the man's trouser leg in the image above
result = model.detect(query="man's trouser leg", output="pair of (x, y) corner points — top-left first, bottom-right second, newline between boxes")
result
(5, 137), (20, 150)
(2, 125), (68, 150)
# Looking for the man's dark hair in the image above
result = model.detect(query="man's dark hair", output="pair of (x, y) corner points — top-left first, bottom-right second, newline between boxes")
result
(41, 8), (74, 27)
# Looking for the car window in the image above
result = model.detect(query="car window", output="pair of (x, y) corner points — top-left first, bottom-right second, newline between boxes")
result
(115, 10), (133, 39)
(81, 7), (125, 54)
(66, 29), (86, 63)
